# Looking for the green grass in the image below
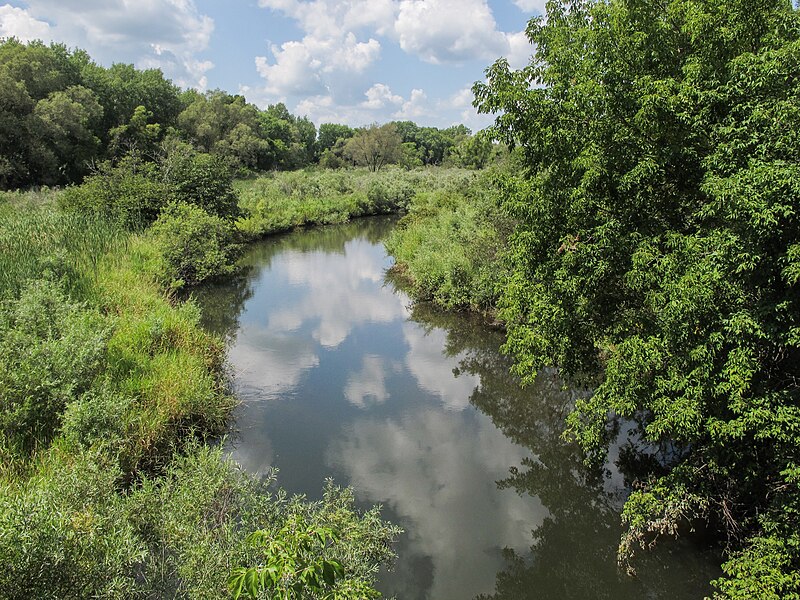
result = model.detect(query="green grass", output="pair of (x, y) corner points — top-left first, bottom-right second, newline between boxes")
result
(385, 169), (512, 314)
(235, 166), (476, 239)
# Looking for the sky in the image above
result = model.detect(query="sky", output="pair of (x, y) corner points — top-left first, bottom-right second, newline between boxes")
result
(0, 0), (545, 130)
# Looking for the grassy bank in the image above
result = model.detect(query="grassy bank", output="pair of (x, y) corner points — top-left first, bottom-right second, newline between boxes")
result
(235, 166), (477, 239)
(384, 165), (513, 315)
(0, 188), (400, 598)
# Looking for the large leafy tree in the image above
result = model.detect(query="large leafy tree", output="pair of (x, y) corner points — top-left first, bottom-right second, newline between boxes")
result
(344, 123), (403, 171)
(475, 0), (800, 596)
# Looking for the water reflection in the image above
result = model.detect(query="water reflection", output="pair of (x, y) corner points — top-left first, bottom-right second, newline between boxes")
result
(192, 217), (719, 600)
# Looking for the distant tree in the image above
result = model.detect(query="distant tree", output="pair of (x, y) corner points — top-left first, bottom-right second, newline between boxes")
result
(317, 123), (354, 155)
(344, 124), (402, 171)
(108, 105), (161, 159)
(32, 85), (104, 183)
(447, 134), (494, 169)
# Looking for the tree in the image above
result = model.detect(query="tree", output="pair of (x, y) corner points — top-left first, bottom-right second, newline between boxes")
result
(317, 123), (354, 155)
(343, 124), (402, 171)
(474, 0), (800, 596)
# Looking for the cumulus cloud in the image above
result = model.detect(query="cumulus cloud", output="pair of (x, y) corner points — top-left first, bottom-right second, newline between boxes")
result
(254, 0), (388, 100)
(1, 1), (215, 89)
(258, 0), (396, 37)
(361, 83), (404, 109)
(513, 0), (547, 13)
(0, 5), (51, 42)
(290, 85), (430, 128)
(256, 33), (381, 98)
(394, 0), (507, 64)
(505, 29), (533, 70)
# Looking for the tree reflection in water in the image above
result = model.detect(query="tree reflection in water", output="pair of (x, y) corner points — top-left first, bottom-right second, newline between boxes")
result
(403, 302), (720, 600)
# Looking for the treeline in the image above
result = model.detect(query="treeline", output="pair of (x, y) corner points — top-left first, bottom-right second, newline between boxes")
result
(0, 37), (496, 190)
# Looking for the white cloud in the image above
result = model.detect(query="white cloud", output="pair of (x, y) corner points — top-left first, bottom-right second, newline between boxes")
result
(259, 0), (396, 37)
(0, 5), (51, 42)
(254, 0), (389, 101)
(361, 83), (403, 109)
(2, 1), (215, 89)
(394, 88), (429, 120)
(289, 85), (430, 128)
(394, 0), (508, 64)
(505, 29), (533, 70)
(513, 0), (547, 13)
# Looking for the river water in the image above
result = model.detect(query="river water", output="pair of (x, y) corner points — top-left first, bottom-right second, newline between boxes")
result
(193, 216), (719, 599)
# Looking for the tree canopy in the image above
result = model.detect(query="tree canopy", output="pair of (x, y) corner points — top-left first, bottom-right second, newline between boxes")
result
(475, 0), (800, 596)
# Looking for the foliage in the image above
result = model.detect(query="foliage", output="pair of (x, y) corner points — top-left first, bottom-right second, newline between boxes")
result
(236, 167), (473, 239)
(230, 482), (400, 600)
(385, 169), (511, 312)
(59, 154), (168, 228)
(317, 123), (354, 156)
(60, 145), (240, 228)
(0, 279), (112, 456)
(344, 124), (403, 172)
(0, 449), (144, 599)
(160, 144), (241, 220)
(148, 202), (242, 289)
(473, 0), (800, 594)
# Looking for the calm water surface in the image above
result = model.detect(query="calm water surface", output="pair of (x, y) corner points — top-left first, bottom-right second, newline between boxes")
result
(194, 216), (719, 600)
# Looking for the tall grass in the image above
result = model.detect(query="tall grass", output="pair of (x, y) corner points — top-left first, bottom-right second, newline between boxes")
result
(235, 167), (476, 239)
(0, 203), (127, 299)
(385, 169), (513, 314)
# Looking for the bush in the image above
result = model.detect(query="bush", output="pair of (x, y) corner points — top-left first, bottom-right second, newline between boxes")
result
(60, 383), (132, 450)
(162, 147), (241, 221)
(60, 155), (168, 229)
(385, 176), (511, 312)
(60, 148), (241, 229)
(149, 202), (241, 289)
(0, 279), (113, 455)
(0, 449), (144, 600)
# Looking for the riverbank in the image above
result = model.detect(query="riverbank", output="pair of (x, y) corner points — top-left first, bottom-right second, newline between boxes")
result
(0, 185), (401, 598)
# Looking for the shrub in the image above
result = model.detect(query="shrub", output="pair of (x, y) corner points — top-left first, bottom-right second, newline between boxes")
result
(60, 154), (168, 229)
(0, 279), (113, 455)
(162, 148), (241, 221)
(149, 202), (241, 289)
(60, 383), (132, 450)
(0, 449), (144, 600)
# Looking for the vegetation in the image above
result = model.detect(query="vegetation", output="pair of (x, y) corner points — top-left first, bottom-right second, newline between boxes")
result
(385, 165), (511, 313)
(383, 0), (800, 595)
(475, 0), (800, 596)
(236, 166), (476, 239)
(0, 173), (400, 596)
(0, 37), (498, 189)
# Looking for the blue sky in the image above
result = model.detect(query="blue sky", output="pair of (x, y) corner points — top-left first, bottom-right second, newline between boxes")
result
(0, 0), (545, 130)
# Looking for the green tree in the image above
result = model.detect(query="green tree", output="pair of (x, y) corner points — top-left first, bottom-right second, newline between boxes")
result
(344, 124), (403, 172)
(474, 0), (800, 596)
(317, 123), (354, 155)
(32, 85), (104, 183)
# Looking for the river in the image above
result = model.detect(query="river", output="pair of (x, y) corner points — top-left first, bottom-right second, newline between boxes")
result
(192, 216), (720, 599)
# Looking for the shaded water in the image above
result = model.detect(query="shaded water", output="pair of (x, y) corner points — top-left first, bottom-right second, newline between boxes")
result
(193, 216), (720, 599)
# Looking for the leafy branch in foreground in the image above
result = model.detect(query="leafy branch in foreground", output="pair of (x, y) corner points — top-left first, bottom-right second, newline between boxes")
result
(230, 482), (399, 600)
(229, 516), (349, 600)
